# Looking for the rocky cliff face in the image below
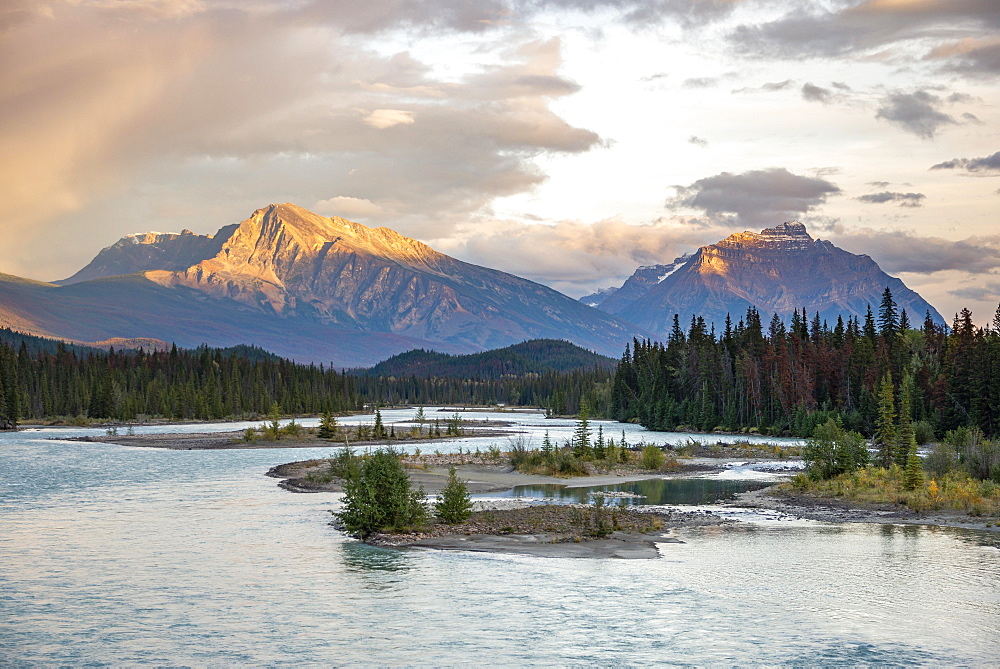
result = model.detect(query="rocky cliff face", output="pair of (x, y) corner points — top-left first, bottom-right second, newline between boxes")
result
(595, 222), (943, 338)
(58, 227), (236, 284)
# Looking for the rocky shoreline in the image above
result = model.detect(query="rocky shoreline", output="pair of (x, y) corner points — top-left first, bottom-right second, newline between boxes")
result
(359, 504), (735, 559)
(733, 486), (1000, 533)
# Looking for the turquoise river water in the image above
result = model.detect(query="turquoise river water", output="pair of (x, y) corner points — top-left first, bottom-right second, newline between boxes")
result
(1, 408), (998, 665)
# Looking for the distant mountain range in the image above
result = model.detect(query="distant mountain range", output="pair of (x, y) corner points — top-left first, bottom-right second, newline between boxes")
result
(0, 208), (943, 367)
(583, 222), (943, 337)
(0, 204), (645, 366)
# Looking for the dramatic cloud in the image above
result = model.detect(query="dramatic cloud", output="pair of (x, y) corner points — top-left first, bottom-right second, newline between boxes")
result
(856, 191), (926, 207)
(875, 90), (958, 138)
(666, 168), (841, 225)
(0, 3), (603, 278)
(801, 83), (831, 103)
(931, 151), (1000, 173)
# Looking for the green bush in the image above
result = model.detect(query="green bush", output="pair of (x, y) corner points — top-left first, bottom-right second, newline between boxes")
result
(640, 445), (665, 471)
(803, 418), (869, 480)
(338, 448), (427, 538)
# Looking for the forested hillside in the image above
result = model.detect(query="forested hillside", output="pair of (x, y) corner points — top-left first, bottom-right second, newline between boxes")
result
(363, 339), (615, 378)
(611, 289), (1000, 439)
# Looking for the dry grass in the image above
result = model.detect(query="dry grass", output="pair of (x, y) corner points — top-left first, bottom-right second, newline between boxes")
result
(783, 465), (1000, 517)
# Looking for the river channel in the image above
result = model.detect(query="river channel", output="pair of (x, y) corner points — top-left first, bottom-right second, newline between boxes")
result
(2, 408), (998, 665)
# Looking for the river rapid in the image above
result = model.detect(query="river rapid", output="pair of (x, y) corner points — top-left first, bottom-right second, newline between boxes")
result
(2, 408), (998, 665)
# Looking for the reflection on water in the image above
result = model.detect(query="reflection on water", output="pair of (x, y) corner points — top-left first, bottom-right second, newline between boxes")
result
(504, 478), (773, 506)
(340, 541), (413, 575)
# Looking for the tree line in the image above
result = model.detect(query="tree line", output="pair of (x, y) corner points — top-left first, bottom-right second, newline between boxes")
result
(0, 339), (611, 424)
(610, 288), (1000, 440)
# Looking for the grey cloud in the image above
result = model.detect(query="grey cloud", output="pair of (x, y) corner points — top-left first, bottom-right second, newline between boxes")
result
(666, 168), (841, 226)
(867, 180), (891, 188)
(729, 2), (1000, 72)
(831, 81), (851, 91)
(950, 282), (1000, 302)
(931, 151), (1000, 173)
(856, 191), (925, 207)
(929, 38), (1000, 77)
(688, 135), (708, 147)
(875, 90), (956, 138)
(802, 83), (831, 103)
(831, 229), (1000, 275)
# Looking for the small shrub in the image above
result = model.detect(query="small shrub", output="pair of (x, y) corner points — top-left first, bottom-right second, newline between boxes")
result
(640, 445), (665, 471)
(242, 427), (257, 442)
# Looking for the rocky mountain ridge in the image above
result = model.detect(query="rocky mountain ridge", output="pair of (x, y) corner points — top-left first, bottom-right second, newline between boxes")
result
(1, 203), (646, 364)
(587, 221), (943, 338)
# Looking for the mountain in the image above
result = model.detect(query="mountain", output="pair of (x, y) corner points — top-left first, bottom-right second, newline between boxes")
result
(362, 339), (616, 378)
(58, 227), (237, 285)
(585, 255), (691, 314)
(0, 204), (646, 365)
(589, 222), (943, 338)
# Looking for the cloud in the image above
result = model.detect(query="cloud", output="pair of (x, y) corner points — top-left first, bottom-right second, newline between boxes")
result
(927, 36), (1000, 77)
(315, 196), (385, 218)
(666, 168), (841, 226)
(363, 109), (415, 129)
(688, 135), (708, 147)
(931, 151), (1000, 173)
(440, 215), (727, 295)
(830, 228), (1000, 275)
(728, 2), (1000, 75)
(801, 83), (831, 103)
(0, 2), (604, 279)
(683, 76), (720, 88)
(875, 90), (956, 138)
(856, 191), (925, 207)
(732, 79), (794, 94)
(950, 281), (1000, 302)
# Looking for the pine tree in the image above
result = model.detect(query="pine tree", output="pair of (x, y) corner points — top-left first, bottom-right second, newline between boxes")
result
(435, 466), (473, 524)
(874, 373), (897, 468)
(373, 408), (387, 439)
(318, 410), (338, 439)
(573, 399), (592, 457)
(904, 443), (924, 490)
(895, 372), (915, 468)
(878, 287), (899, 340)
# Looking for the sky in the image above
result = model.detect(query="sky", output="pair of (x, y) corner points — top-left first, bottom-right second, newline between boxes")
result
(2, 0), (999, 324)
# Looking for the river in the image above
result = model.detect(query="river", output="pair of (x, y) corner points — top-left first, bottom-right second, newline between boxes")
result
(2, 408), (998, 665)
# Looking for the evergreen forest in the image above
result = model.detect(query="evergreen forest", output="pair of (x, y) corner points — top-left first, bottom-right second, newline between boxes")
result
(610, 289), (1000, 440)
